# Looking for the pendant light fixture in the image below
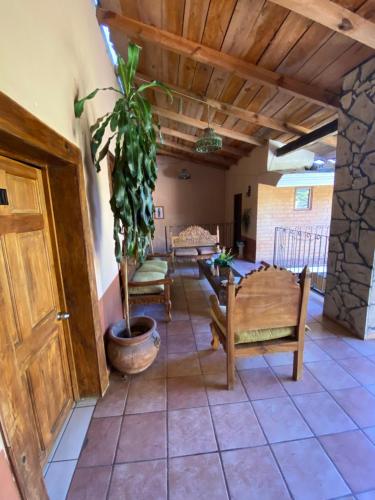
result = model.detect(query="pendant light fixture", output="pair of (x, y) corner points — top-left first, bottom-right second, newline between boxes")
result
(195, 104), (222, 153)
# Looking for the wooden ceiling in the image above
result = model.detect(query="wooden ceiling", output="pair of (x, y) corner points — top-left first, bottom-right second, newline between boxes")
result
(99, 0), (375, 169)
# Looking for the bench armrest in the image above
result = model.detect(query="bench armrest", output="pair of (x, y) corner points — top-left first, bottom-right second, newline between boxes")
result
(148, 251), (173, 259)
(128, 277), (173, 287)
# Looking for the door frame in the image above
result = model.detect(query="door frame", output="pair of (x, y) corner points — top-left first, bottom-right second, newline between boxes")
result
(0, 91), (109, 498)
(233, 192), (243, 249)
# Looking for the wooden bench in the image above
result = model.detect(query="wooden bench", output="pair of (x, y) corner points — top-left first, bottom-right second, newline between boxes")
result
(122, 253), (173, 321)
(170, 225), (219, 267)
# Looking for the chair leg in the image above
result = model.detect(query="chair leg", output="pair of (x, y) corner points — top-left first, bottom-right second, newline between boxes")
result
(210, 323), (220, 350)
(293, 348), (303, 380)
(227, 352), (235, 390)
(166, 300), (172, 322)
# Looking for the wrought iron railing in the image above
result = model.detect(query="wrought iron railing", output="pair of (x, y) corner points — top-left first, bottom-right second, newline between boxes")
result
(166, 222), (234, 250)
(273, 226), (330, 294)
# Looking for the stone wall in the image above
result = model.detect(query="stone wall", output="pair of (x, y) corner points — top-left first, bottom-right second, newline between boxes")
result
(324, 57), (375, 339)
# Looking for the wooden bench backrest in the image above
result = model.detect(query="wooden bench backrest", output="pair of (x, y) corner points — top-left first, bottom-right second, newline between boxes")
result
(171, 225), (219, 249)
(229, 266), (304, 332)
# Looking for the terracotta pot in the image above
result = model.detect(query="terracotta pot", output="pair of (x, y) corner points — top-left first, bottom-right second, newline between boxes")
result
(107, 316), (160, 375)
(219, 266), (231, 278)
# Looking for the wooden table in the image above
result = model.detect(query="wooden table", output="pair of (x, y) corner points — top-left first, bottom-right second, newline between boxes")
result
(198, 259), (242, 304)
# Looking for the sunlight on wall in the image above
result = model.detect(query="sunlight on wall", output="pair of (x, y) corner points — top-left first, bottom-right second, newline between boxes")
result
(0, 0), (120, 297)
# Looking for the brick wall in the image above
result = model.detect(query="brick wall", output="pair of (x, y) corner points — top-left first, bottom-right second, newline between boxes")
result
(256, 184), (334, 262)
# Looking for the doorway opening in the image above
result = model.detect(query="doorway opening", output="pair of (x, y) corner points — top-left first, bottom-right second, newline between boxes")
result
(233, 193), (242, 251)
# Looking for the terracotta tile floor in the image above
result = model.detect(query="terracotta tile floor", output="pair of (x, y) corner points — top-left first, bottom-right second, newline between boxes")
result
(48, 262), (375, 500)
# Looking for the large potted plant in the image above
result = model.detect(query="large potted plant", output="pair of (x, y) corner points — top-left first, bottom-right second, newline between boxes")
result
(214, 248), (234, 278)
(74, 43), (171, 374)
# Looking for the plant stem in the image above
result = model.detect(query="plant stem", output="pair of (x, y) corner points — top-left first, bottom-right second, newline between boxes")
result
(120, 253), (131, 337)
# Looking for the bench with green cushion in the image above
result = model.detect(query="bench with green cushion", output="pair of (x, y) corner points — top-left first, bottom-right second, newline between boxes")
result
(209, 296), (295, 344)
(137, 259), (168, 275)
(129, 271), (165, 295)
(126, 253), (173, 321)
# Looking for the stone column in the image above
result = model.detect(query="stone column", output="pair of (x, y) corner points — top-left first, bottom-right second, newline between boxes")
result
(324, 57), (375, 340)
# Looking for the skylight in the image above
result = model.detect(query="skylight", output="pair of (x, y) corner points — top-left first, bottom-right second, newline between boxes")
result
(92, 0), (117, 66)
(101, 25), (117, 66)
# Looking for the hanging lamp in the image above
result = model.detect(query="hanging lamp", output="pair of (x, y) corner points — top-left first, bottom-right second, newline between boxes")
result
(195, 104), (222, 153)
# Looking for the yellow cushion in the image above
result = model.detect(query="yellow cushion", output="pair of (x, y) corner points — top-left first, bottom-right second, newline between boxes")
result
(129, 271), (164, 295)
(210, 303), (295, 344)
(138, 260), (168, 275)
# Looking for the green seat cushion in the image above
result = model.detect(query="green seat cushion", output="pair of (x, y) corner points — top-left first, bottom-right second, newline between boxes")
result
(129, 271), (165, 295)
(138, 260), (168, 275)
(210, 305), (295, 344)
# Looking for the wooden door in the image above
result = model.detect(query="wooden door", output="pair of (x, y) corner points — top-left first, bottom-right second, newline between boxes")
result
(0, 157), (73, 497)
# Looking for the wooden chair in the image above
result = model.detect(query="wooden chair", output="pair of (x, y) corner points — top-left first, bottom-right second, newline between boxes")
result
(210, 265), (311, 389)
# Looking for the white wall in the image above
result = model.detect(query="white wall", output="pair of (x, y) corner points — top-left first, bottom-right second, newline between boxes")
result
(0, 0), (119, 297)
(267, 141), (315, 171)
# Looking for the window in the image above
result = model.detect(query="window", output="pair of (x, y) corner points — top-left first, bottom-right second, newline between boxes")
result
(294, 187), (312, 210)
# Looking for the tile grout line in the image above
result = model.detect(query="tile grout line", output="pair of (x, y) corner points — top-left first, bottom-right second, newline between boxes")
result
(265, 364), (356, 496)
(202, 358), (232, 500)
(244, 387), (295, 499)
(268, 363), (359, 437)
(62, 262), (375, 499)
(105, 370), (132, 500)
(316, 431), (363, 496)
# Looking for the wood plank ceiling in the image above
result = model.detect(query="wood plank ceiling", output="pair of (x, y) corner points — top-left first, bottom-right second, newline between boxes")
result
(99, 0), (375, 169)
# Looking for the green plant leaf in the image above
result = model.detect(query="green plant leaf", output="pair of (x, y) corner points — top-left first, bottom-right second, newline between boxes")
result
(74, 44), (171, 272)
(137, 80), (173, 103)
(74, 87), (123, 117)
(126, 43), (141, 88)
(117, 55), (128, 94)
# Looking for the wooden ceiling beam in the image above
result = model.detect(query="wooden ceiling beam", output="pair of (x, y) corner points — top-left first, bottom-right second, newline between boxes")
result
(268, 0), (375, 50)
(97, 8), (339, 109)
(154, 106), (263, 146)
(141, 73), (337, 147)
(157, 149), (229, 170)
(158, 139), (232, 168)
(138, 73), (315, 136)
(159, 126), (243, 159)
(157, 144), (229, 170)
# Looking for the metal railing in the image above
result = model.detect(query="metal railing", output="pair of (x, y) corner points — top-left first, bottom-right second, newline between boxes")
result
(166, 222), (234, 250)
(273, 226), (330, 294)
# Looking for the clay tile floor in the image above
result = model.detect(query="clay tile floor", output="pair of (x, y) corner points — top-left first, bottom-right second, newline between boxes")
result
(45, 262), (375, 500)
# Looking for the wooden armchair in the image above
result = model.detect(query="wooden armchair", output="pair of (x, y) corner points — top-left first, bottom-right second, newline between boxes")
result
(210, 265), (311, 389)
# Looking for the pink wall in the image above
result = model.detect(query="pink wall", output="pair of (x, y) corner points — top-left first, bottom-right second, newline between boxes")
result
(0, 440), (20, 500)
(153, 156), (226, 251)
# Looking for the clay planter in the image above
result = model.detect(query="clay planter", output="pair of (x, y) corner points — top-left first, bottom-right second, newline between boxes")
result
(107, 316), (160, 375)
(219, 266), (231, 278)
